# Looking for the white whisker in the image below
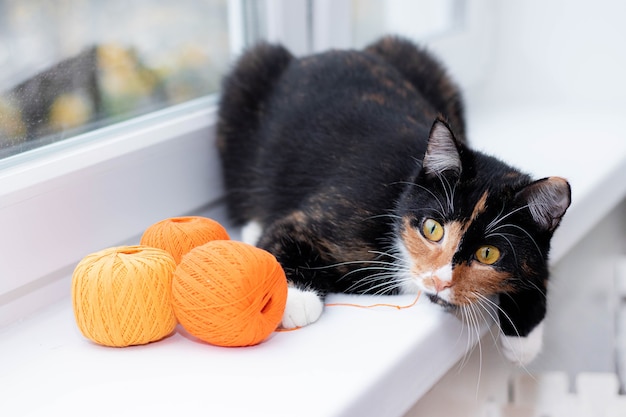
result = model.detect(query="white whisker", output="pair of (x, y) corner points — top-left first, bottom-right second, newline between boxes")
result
(488, 223), (543, 257)
(337, 265), (399, 279)
(437, 174), (452, 214)
(518, 278), (547, 298)
(306, 259), (399, 270)
(454, 305), (468, 372)
(486, 204), (531, 232)
(472, 295), (501, 344)
(368, 250), (405, 262)
(357, 275), (408, 295)
(487, 232), (518, 265)
(344, 272), (397, 290)
(365, 213), (402, 221)
(474, 294), (521, 339)
(468, 302), (483, 398)
(395, 181), (447, 217)
(436, 172), (457, 214)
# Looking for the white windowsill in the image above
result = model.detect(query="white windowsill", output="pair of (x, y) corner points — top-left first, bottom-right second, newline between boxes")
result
(1, 102), (625, 417)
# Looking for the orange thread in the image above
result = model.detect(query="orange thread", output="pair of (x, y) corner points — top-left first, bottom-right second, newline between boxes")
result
(325, 291), (422, 310)
(275, 326), (302, 333)
(172, 240), (288, 347)
(140, 216), (230, 264)
(277, 292), (422, 333)
(71, 245), (177, 347)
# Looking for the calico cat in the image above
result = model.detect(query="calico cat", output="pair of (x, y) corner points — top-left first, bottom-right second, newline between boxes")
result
(217, 36), (571, 365)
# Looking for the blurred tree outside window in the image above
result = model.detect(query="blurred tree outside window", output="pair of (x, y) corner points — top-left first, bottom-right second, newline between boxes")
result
(0, 0), (231, 159)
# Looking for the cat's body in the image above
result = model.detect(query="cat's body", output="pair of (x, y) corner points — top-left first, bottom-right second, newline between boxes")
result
(217, 37), (570, 365)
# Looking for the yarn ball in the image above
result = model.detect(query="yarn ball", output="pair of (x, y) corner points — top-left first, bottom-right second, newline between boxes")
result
(172, 240), (288, 347)
(140, 216), (230, 264)
(72, 245), (177, 347)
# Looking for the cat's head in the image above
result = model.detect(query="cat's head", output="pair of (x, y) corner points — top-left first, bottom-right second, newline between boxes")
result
(393, 117), (570, 362)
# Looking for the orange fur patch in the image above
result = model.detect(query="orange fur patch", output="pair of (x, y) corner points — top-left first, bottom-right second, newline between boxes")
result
(400, 190), (513, 306)
(401, 218), (463, 277)
(451, 262), (513, 305)
(401, 192), (513, 305)
(469, 191), (488, 223)
(362, 93), (386, 105)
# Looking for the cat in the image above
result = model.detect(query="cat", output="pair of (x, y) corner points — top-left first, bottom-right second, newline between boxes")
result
(216, 36), (571, 365)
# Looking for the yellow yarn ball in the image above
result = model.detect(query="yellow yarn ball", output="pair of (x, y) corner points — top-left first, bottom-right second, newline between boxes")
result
(72, 245), (177, 347)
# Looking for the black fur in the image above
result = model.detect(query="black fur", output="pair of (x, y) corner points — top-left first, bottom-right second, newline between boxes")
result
(217, 36), (571, 341)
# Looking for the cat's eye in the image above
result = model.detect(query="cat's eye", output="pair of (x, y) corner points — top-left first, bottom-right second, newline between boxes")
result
(422, 219), (444, 242)
(475, 245), (501, 265)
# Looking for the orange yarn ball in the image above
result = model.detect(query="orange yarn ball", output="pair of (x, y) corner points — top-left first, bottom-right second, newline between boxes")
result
(172, 240), (288, 347)
(72, 245), (177, 347)
(140, 216), (230, 264)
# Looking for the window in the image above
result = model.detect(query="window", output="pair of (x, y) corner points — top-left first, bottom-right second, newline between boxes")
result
(0, 0), (467, 161)
(0, 0), (231, 160)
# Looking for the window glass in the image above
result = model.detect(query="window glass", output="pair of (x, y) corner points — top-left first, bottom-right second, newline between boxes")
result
(0, 0), (231, 159)
(351, 0), (461, 48)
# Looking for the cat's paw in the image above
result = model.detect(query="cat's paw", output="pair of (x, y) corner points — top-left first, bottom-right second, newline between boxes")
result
(281, 287), (324, 329)
(500, 322), (544, 366)
(241, 220), (263, 246)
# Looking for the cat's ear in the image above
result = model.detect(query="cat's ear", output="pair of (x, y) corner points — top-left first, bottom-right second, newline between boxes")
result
(423, 118), (462, 177)
(516, 177), (571, 232)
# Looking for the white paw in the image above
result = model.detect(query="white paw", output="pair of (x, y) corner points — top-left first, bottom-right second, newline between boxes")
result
(281, 287), (324, 329)
(241, 221), (263, 246)
(500, 322), (544, 366)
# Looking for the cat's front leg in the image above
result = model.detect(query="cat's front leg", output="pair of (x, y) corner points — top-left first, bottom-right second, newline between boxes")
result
(497, 286), (547, 365)
(256, 215), (331, 329)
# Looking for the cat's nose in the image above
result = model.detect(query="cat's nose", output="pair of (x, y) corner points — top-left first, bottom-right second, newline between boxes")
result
(432, 277), (452, 293)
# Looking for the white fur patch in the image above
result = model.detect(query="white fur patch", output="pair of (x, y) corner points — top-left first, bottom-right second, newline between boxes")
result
(434, 264), (452, 283)
(281, 287), (324, 329)
(241, 220), (263, 246)
(394, 238), (419, 294)
(500, 321), (544, 366)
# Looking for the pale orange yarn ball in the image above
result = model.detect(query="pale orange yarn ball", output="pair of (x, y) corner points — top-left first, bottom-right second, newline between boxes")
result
(72, 245), (177, 347)
(172, 240), (288, 347)
(140, 216), (230, 264)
